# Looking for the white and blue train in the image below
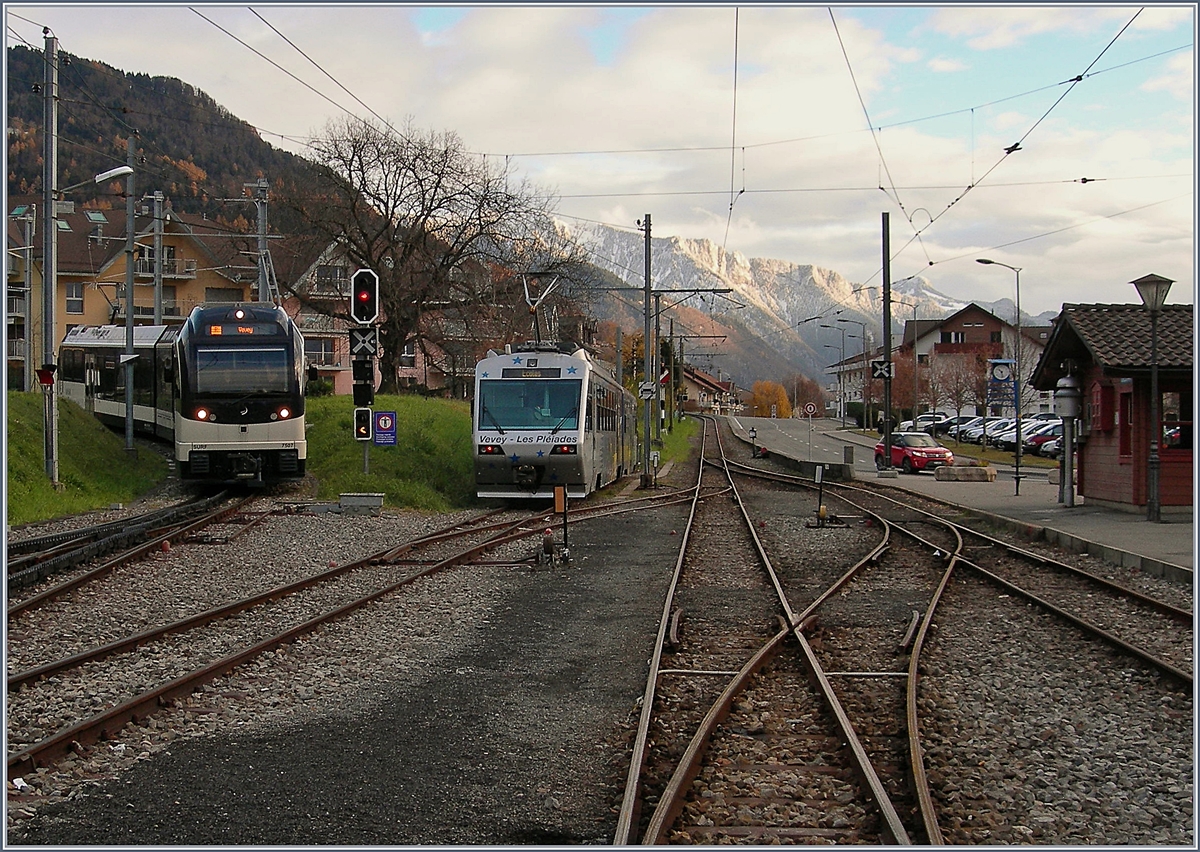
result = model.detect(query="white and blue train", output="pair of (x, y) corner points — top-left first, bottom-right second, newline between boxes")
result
(473, 344), (638, 499)
(59, 303), (309, 485)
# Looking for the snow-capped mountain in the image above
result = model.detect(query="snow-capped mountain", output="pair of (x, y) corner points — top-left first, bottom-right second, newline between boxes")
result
(566, 221), (1000, 388)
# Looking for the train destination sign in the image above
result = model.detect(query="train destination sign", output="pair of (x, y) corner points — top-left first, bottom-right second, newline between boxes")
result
(501, 368), (561, 378)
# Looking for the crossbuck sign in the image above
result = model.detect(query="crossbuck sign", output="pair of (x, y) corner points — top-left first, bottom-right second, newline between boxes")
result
(871, 359), (895, 379)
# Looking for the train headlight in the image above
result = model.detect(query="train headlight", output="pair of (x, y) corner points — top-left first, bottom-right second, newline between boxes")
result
(550, 444), (577, 455)
(272, 406), (291, 421)
(195, 407), (213, 421)
(478, 444), (504, 455)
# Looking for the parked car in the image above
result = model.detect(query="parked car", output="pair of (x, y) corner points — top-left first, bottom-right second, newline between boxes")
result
(946, 416), (984, 440)
(932, 415), (977, 437)
(1024, 422), (1064, 452)
(993, 420), (1060, 451)
(962, 418), (1014, 444)
(1039, 437), (1062, 458)
(875, 431), (955, 474)
(898, 412), (951, 433)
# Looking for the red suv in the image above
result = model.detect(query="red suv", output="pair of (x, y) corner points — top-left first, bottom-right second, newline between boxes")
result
(875, 431), (955, 474)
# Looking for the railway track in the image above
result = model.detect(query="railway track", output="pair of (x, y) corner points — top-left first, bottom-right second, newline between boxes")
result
(6, 486), (694, 783)
(615, 416), (924, 845)
(6, 491), (238, 597)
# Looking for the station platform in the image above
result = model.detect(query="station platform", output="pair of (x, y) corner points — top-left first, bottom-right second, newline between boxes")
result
(735, 418), (1194, 585)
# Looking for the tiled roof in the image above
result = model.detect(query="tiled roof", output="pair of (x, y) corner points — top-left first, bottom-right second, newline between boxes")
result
(1061, 303), (1192, 370)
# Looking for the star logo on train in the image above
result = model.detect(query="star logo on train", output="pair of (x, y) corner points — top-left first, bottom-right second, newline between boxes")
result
(536, 450), (545, 457)
(481, 371), (489, 378)
(509, 453), (520, 463)
(566, 366), (577, 374)
(512, 356), (523, 365)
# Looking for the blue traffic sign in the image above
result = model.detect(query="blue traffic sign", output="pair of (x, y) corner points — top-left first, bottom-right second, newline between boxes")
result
(373, 411), (397, 446)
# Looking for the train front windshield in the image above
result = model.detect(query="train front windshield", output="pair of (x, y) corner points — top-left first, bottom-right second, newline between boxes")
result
(194, 347), (291, 394)
(477, 379), (582, 431)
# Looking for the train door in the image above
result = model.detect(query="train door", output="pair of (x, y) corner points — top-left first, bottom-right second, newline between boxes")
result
(83, 353), (101, 413)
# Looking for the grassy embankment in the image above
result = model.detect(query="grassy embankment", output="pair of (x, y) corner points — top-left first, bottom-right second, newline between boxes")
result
(7, 393), (703, 526)
(6, 391), (169, 527)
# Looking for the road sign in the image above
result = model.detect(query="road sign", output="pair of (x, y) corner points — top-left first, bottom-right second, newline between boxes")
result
(871, 359), (894, 379)
(804, 402), (817, 416)
(373, 411), (397, 446)
(639, 381), (656, 400)
(349, 327), (378, 357)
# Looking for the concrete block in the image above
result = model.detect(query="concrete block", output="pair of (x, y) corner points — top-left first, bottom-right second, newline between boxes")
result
(339, 492), (385, 516)
(935, 465), (997, 482)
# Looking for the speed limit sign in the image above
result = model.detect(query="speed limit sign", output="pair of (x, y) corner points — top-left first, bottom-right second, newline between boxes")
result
(804, 402), (817, 416)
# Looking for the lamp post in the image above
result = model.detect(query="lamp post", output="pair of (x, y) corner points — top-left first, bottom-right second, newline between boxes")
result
(977, 259), (1023, 495)
(835, 317), (870, 428)
(749, 426), (757, 458)
(1132, 274), (1174, 523)
(820, 324), (847, 428)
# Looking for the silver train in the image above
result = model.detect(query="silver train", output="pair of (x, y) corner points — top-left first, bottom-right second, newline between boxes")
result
(59, 303), (309, 485)
(473, 343), (638, 499)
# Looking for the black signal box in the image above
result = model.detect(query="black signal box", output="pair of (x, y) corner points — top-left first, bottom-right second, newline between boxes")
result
(353, 382), (374, 406)
(352, 359), (373, 382)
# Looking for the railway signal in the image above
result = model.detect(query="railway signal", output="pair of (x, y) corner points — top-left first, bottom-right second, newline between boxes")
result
(349, 269), (379, 325)
(354, 407), (373, 441)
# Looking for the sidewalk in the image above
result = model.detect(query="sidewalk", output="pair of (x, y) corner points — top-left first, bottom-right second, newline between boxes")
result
(740, 419), (1193, 583)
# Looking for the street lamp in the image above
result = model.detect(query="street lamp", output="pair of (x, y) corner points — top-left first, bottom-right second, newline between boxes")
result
(835, 317), (870, 428)
(748, 426), (757, 458)
(1132, 273), (1174, 523)
(820, 324), (848, 428)
(41, 163), (137, 483)
(977, 258), (1023, 496)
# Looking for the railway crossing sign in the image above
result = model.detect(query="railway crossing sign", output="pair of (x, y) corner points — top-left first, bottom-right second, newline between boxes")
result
(373, 411), (397, 446)
(638, 381), (656, 400)
(871, 359), (895, 379)
(349, 327), (378, 357)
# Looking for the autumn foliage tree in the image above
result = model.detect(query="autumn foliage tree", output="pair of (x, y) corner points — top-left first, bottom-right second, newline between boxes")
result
(749, 381), (792, 419)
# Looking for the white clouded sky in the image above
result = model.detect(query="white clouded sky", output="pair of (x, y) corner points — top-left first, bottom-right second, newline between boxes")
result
(6, 2), (1195, 315)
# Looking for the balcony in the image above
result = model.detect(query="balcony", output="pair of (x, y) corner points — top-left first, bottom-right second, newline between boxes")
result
(7, 294), (26, 318)
(134, 258), (197, 279)
(7, 337), (28, 358)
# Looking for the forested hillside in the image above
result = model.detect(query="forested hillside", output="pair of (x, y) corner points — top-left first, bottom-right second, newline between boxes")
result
(6, 44), (313, 229)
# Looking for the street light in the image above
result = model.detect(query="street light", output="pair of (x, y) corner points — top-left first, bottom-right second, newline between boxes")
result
(835, 317), (870, 428)
(892, 297), (920, 422)
(748, 426), (757, 458)
(1132, 273), (1174, 523)
(41, 163), (137, 483)
(977, 258), (1023, 496)
(820, 324), (848, 428)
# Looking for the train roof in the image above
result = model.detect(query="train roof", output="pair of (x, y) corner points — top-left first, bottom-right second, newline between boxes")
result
(185, 302), (290, 326)
(62, 324), (176, 347)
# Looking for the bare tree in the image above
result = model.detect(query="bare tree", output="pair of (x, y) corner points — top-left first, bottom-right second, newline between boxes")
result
(279, 117), (586, 393)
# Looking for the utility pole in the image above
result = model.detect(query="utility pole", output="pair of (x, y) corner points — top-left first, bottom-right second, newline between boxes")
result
(152, 191), (164, 323)
(881, 212), (894, 467)
(251, 178), (270, 302)
(639, 213), (652, 488)
(41, 31), (59, 484)
(20, 208), (35, 392)
(123, 135), (136, 453)
(654, 291), (662, 442)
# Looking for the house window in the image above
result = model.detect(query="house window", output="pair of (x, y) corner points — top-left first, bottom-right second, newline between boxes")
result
(1161, 391), (1193, 451)
(399, 341), (416, 368)
(990, 331), (1003, 343)
(940, 331), (965, 344)
(305, 337), (336, 366)
(316, 264), (347, 284)
(1118, 391), (1132, 456)
(65, 281), (84, 314)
